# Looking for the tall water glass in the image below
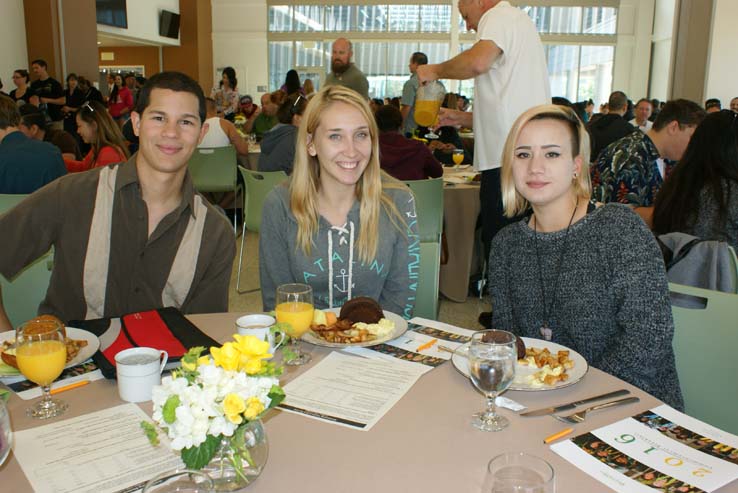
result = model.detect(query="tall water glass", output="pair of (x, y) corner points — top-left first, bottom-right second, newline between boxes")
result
(483, 452), (555, 493)
(275, 283), (314, 366)
(468, 330), (516, 432)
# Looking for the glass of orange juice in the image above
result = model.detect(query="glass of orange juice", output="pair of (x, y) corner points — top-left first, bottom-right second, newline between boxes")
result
(275, 284), (314, 366)
(415, 81), (445, 139)
(452, 149), (465, 165)
(16, 318), (68, 419)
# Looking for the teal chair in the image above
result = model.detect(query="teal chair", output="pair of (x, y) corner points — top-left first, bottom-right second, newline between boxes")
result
(188, 146), (242, 232)
(670, 283), (738, 434)
(0, 194), (54, 327)
(236, 167), (287, 293)
(404, 178), (444, 320)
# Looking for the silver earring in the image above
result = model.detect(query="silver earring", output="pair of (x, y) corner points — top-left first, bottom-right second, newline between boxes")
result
(573, 172), (579, 179)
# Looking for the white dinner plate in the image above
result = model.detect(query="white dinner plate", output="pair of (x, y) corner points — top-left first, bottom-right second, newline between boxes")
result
(302, 309), (408, 348)
(452, 337), (589, 391)
(0, 327), (100, 378)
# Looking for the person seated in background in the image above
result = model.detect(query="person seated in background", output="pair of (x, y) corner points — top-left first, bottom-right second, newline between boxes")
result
(258, 94), (307, 174)
(245, 92), (281, 140)
(587, 90), (636, 161)
(705, 98), (722, 114)
(653, 110), (738, 251)
(591, 99), (705, 226)
(428, 93), (472, 166)
(0, 95), (66, 193)
(281, 69), (304, 97)
(237, 95), (258, 120)
(375, 104), (443, 181)
(630, 98), (653, 133)
(199, 97), (249, 156)
(259, 86), (419, 317)
(650, 98), (661, 122)
(488, 104), (682, 409)
(0, 72), (236, 332)
(731, 97), (738, 113)
(303, 79), (315, 97)
(369, 98), (383, 114)
(19, 105), (81, 160)
(64, 101), (129, 172)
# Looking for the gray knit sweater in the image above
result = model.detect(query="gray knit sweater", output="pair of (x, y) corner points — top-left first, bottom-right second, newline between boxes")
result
(489, 203), (683, 409)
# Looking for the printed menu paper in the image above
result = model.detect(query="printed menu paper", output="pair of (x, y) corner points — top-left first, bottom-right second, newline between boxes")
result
(279, 351), (427, 431)
(343, 317), (474, 369)
(13, 403), (183, 493)
(551, 404), (738, 493)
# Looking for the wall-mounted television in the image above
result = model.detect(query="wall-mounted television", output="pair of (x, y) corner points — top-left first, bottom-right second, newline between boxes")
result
(159, 10), (181, 39)
(96, 0), (127, 29)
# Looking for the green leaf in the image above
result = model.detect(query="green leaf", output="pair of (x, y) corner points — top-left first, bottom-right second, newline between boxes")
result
(267, 384), (286, 410)
(282, 345), (297, 363)
(162, 395), (181, 424)
(140, 421), (160, 446)
(181, 434), (220, 470)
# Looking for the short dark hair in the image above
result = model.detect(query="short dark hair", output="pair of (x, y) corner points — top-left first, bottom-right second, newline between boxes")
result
(410, 52), (428, 66)
(705, 98), (721, 110)
(635, 98), (652, 109)
(0, 95), (21, 129)
(31, 59), (47, 68)
(19, 104), (47, 130)
(14, 69), (29, 84)
(653, 99), (706, 131)
(375, 104), (403, 132)
(608, 91), (628, 111)
(135, 71), (206, 123)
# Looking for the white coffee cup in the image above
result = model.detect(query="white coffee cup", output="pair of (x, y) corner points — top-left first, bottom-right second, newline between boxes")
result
(236, 314), (286, 355)
(115, 347), (168, 403)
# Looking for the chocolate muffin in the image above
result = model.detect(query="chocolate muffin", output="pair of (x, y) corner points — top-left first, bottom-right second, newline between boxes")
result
(339, 297), (384, 324)
(481, 331), (526, 359)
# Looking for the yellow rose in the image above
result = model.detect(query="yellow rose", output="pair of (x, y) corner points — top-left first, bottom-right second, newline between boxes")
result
(210, 343), (240, 371)
(232, 334), (271, 359)
(241, 357), (264, 375)
(223, 393), (246, 424)
(243, 396), (265, 420)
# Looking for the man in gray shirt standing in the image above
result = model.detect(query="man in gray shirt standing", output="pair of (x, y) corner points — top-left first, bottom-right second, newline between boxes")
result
(324, 38), (369, 99)
(400, 52), (427, 137)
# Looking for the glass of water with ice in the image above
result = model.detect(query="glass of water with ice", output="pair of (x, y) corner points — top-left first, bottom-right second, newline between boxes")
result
(468, 330), (516, 432)
(484, 452), (554, 493)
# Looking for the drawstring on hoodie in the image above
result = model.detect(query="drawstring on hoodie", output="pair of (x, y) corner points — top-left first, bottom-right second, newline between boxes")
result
(327, 221), (355, 308)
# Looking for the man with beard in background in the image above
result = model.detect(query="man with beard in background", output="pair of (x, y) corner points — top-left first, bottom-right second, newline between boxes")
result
(324, 38), (369, 99)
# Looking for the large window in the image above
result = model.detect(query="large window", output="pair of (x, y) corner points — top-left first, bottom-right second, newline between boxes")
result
(267, 2), (617, 104)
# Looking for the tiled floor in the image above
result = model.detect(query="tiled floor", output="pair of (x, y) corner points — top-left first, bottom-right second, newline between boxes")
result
(227, 232), (488, 331)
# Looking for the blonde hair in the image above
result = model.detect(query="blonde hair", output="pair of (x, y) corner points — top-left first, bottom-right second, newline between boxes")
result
(289, 85), (407, 263)
(501, 104), (591, 217)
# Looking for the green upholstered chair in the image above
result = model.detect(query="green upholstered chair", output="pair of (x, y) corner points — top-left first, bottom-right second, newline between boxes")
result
(188, 146), (242, 232)
(670, 282), (738, 434)
(404, 178), (444, 320)
(236, 167), (287, 294)
(0, 194), (54, 327)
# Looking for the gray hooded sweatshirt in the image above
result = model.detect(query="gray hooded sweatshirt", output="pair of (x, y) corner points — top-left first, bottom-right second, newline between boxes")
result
(258, 123), (298, 174)
(259, 183), (420, 319)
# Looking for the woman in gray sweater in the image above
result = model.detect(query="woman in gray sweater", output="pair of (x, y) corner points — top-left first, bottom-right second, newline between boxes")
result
(259, 86), (419, 318)
(489, 104), (683, 409)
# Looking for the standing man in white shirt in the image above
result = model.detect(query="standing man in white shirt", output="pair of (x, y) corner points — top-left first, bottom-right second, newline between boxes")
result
(630, 98), (653, 133)
(416, 0), (550, 261)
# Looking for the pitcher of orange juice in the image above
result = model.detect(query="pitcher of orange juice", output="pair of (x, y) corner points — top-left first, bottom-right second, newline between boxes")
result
(414, 81), (445, 139)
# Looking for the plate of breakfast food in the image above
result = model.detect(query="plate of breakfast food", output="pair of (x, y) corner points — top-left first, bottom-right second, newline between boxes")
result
(452, 336), (588, 391)
(0, 316), (100, 378)
(302, 297), (408, 348)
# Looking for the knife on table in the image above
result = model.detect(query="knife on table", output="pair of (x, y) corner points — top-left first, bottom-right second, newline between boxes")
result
(520, 389), (630, 417)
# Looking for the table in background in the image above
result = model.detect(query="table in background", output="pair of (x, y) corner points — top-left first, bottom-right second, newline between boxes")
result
(440, 167), (481, 302)
(5, 312), (720, 493)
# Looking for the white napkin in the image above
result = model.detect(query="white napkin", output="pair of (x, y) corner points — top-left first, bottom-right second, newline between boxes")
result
(497, 396), (526, 411)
